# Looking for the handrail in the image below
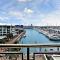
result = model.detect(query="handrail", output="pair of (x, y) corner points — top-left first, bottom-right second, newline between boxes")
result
(0, 43), (60, 48)
(0, 52), (22, 54)
(0, 44), (60, 60)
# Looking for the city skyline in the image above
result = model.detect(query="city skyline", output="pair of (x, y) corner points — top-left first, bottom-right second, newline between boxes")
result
(0, 0), (60, 26)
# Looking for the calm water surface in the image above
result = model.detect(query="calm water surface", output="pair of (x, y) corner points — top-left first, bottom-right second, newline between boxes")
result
(19, 29), (60, 54)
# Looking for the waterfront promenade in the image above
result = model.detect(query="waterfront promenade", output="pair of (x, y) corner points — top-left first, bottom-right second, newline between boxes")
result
(5, 32), (25, 44)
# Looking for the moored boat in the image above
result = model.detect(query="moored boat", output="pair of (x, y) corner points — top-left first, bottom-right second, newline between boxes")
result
(49, 35), (60, 41)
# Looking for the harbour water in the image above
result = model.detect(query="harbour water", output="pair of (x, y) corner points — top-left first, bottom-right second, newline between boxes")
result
(19, 29), (60, 54)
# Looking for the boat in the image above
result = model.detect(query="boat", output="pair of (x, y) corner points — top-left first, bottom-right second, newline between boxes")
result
(49, 35), (60, 41)
(23, 35), (26, 38)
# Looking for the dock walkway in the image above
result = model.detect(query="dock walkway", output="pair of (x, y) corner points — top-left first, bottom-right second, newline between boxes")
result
(5, 32), (25, 44)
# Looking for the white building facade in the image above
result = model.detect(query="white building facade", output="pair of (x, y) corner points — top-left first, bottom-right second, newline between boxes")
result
(0, 25), (16, 36)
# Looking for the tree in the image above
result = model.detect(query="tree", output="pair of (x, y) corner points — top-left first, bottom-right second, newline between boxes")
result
(6, 33), (13, 40)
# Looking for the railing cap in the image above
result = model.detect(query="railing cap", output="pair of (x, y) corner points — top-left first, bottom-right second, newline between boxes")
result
(0, 43), (60, 48)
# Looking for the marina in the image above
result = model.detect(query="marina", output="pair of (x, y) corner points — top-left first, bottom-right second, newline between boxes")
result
(0, 0), (60, 59)
(19, 29), (60, 54)
(36, 27), (60, 41)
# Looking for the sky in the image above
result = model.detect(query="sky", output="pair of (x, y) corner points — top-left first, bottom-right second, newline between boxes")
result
(0, 0), (60, 26)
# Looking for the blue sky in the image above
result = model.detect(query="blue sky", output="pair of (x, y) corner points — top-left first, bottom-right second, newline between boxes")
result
(0, 0), (60, 26)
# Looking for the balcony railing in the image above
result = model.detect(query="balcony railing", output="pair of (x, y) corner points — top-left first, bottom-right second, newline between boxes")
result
(0, 43), (60, 60)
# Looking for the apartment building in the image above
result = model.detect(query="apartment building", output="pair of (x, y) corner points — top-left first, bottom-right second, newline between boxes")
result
(0, 25), (16, 36)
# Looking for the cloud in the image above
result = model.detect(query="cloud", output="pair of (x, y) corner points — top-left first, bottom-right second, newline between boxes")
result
(9, 11), (21, 17)
(24, 8), (34, 14)
(42, 0), (49, 4)
(0, 16), (9, 21)
(17, 0), (32, 2)
(8, 11), (24, 20)
(0, 23), (12, 25)
(40, 10), (60, 26)
(0, 0), (60, 26)
(53, 0), (60, 10)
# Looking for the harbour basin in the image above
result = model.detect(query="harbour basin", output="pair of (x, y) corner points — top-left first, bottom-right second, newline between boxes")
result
(19, 29), (60, 54)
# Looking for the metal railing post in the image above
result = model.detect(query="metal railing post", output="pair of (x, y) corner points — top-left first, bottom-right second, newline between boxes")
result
(27, 48), (29, 60)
